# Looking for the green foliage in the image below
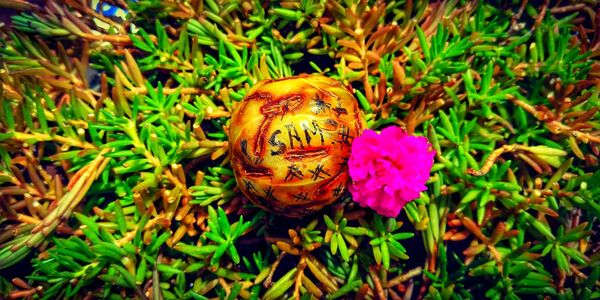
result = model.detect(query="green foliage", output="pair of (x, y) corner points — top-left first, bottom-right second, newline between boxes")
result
(0, 0), (599, 299)
(177, 206), (252, 266)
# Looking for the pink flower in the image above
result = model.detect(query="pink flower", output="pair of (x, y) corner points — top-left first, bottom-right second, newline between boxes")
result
(348, 126), (435, 217)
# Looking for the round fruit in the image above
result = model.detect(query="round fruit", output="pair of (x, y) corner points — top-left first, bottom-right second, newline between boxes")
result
(229, 75), (366, 217)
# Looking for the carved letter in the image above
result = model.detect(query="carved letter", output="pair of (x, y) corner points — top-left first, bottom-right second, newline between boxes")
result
(269, 130), (286, 156)
(301, 121), (325, 146)
(285, 124), (304, 149)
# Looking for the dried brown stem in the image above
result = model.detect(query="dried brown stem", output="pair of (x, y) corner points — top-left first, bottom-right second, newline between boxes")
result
(369, 266), (386, 300)
(467, 144), (528, 176)
(79, 32), (132, 44)
(11, 132), (97, 150)
(124, 87), (209, 98)
(550, 3), (586, 14)
(0, 0), (40, 10)
(263, 252), (286, 288)
(387, 267), (423, 287)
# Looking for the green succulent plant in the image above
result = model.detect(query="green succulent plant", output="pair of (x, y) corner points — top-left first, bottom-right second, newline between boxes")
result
(0, 0), (599, 299)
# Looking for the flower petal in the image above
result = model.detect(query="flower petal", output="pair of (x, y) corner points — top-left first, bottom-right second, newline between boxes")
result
(348, 126), (435, 217)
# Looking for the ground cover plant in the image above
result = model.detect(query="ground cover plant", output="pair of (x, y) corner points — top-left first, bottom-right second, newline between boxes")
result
(0, 0), (599, 299)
